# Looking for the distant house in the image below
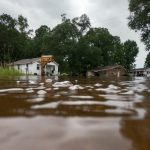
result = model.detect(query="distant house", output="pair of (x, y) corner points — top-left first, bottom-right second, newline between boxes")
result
(132, 68), (150, 77)
(132, 68), (145, 77)
(144, 68), (150, 77)
(12, 58), (59, 76)
(87, 65), (126, 77)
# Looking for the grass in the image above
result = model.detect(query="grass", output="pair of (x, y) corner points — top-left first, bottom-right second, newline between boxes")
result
(0, 67), (23, 77)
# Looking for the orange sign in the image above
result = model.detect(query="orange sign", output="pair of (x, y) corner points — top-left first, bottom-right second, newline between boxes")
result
(40, 55), (54, 76)
(41, 55), (54, 63)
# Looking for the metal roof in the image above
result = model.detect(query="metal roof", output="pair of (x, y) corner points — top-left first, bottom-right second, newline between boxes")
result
(12, 58), (59, 66)
(133, 68), (145, 71)
(90, 65), (126, 72)
(13, 58), (40, 65)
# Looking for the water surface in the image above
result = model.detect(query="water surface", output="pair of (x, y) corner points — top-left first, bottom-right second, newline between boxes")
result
(0, 76), (150, 150)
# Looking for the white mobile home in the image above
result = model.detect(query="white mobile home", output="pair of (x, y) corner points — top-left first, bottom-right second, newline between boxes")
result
(12, 58), (59, 76)
(131, 68), (150, 77)
(144, 68), (150, 77)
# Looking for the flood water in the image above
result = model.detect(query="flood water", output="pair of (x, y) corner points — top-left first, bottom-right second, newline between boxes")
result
(0, 76), (150, 150)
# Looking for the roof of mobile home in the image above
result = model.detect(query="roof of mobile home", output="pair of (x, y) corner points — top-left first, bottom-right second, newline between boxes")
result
(12, 58), (59, 65)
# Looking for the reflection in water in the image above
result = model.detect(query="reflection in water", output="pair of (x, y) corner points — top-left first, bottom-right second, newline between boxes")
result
(121, 119), (150, 150)
(0, 76), (150, 150)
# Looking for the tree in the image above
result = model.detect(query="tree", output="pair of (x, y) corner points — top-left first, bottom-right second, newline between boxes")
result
(0, 13), (19, 65)
(122, 40), (139, 71)
(128, 0), (150, 50)
(17, 15), (29, 34)
(112, 36), (124, 65)
(44, 15), (80, 73)
(33, 25), (50, 56)
(72, 14), (91, 36)
(0, 13), (139, 74)
(0, 13), (33, 65)
(17, 15), (33, 59)
(82, 28), (114, 67)
(68, 27), (122, 74)
(145, 52), (150, 67)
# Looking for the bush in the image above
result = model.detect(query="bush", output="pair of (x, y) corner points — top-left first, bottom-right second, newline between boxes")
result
(0, 67), (23, 76)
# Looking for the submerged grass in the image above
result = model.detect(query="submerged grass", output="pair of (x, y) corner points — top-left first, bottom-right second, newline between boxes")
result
(0, 67), (23, 76)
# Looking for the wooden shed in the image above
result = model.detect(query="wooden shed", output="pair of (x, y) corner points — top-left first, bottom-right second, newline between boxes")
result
(87, 65), (126, 77)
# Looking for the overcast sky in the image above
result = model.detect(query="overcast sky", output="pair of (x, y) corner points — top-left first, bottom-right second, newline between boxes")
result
(0, 0), (148, 68)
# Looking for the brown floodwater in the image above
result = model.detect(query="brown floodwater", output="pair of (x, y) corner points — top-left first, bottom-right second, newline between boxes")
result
(0, 75), (150, 150)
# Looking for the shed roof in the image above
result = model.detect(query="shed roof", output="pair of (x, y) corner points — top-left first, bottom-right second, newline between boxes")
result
(90, 65), (125, 72)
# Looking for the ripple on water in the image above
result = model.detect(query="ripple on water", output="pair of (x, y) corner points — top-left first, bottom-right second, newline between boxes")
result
(33, 86), (46, 90)
(46, 88), (52, 91)
(0, 88), (24, 93)
(32, 102), (60, 109)
(94, 83), (102, 87)
(27, 97), (44, 102)
(53, 94), (61, 98)
(99, 94), (131, 101)
(85, 85), (94, 89)
(26, 88), (34, 93)
(95, 88), (120, 94)
(61, 100), (133, 109)
(69, 85), (84, 90)
(69, 95), (94, 99)
(105, 108), (135, 116)
(127, 84), (148, 93)
(108, 84), (120, 90)
(0, 77), (148, 120)
(120, 90), (134, 95)
(52, 81), (72, 88)
(37, 90), (47, 95)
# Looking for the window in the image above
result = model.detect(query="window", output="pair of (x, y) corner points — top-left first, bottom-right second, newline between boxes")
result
(18, 65), (20, 70)
(37, 64), (40, 70)
(25, 64), (29, 72)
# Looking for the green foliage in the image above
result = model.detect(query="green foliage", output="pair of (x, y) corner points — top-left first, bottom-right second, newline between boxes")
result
(17, 15), (29, 34)
(0, 13), (33, 66)
(0, 67), (23, 76)
(128, 0), (150, 50)
(72, 14), (91, 36)
(33, 25), (50, 56)
(0, 13), (139, 75)
(0, 14), (19, 65)
(122, 40), (139, 71)
(145, 52), (150, 67)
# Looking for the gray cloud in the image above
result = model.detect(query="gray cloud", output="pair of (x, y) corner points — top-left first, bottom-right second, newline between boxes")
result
(0, 0), (148, 67)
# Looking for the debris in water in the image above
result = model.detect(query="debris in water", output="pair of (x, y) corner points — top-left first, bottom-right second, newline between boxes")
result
(69, 85), (84, 90)
(37, 90), (47, 95)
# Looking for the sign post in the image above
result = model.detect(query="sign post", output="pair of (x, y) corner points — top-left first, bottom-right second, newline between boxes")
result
(40, 55), (54, 76)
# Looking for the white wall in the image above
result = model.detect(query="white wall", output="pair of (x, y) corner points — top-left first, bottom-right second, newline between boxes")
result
(14, 64), (27, 74)
(144, 68), (150, 77)
(29, 62), (41, 75)
(14, 61), (59, 75)
(14, 62), (40, 75)
(47, 61), (59, 75)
